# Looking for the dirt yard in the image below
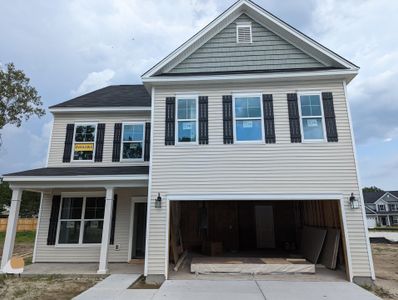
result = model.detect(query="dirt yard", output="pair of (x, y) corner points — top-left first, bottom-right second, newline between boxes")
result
(0, 275), (102, 299)
(370, 243), (398, 299)
(0, 231), (36, 264)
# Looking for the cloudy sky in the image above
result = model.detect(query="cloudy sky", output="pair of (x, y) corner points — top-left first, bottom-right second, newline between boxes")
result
(0, 0), (397, 189)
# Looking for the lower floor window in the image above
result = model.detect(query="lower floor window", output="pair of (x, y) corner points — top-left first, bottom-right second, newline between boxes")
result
(58, 196), (105, 245)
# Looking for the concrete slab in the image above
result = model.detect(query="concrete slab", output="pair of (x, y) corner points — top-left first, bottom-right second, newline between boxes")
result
(152, 280), (264, 300)
(74, 274), (156, 300)
(257, 281), (381, 300)
(23, 262), (143, 276)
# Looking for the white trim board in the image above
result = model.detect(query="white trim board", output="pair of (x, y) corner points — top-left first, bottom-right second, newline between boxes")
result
(49, 106), (151, 113)
(142, 0), (357, 79)
(3, 175), (149, 182)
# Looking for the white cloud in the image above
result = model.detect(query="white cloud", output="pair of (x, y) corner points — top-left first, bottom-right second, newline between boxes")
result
(72, 69), (115, 96)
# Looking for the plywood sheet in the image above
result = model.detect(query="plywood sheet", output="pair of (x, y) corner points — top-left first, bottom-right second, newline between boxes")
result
(301, 226), (327, 264)
(319, 228), (340, 269)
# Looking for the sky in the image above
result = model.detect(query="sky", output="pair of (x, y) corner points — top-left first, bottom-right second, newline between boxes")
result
(0, 0), (397, 190)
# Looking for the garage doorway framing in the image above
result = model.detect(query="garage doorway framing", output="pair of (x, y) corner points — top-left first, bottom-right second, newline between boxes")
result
(164, 193), (353, 281)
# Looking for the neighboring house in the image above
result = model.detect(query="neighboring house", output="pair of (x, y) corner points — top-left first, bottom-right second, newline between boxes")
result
(364, 191), (398, 228)
(1, 0), (374, 285)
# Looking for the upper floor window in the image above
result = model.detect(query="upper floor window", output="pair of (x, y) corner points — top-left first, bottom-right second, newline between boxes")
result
(177, 96), (198, 143)
(233, 94), (263, 142)
(299, 93), (326, 141)
(122, 123), (144, 160)
(389, 204), (397, 211)
(236, 23), (252, 43)
(57, 196), (105, 245)
(378, 204), (386, 211)
(73, 124), (97, 161)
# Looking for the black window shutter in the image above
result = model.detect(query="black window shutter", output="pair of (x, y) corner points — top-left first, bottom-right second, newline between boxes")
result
(47, 195), (61, 245)
(94, 123), (105, 162)
(199, 96), (209, 144)
(287, 93), (302, 143)
(144, 122), (151, 161)
(262, 94), (276, 143)
(322, 92), (338, 142)
(110, 194), (117, 245)
(222, 95), (233, 144)
(112, 123), (122, 162)
(165, 97), (175, 145)
(62, 124), (74, 162)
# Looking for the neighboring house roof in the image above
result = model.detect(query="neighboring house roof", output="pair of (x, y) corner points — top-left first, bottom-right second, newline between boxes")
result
(363, 191), (386, 204)
(49, 85), (150, 109)
(3, 166), (149, 177)
(142, 0), (358, 79)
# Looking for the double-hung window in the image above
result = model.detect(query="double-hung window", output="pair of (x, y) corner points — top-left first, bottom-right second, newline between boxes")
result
(58, 196), (105, 245)
(233, 94), (263, 142)
(378, 204), (386, 212)
(121, 123), (144, 160)
(73, 123), (97, 161)
(299, 93), (326, 141)
(176, 96), (198, 143)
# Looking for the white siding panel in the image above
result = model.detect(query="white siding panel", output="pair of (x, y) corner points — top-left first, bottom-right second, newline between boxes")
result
(146, 80), (372, 278)
(34, 187), (147, 262)
(47, 112), (150, 167)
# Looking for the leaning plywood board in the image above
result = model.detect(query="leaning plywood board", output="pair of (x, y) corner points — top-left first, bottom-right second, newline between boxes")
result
(301, 226), (327, 264)
(319, 228), (340, 269)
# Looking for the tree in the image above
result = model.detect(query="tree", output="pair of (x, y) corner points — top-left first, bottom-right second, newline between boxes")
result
(362, 186), (384, 193)
(0, 62), (45, 146)
(0, 181), (41, 217)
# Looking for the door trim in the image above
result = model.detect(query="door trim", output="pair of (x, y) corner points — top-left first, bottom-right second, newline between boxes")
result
(128, 197), (147, 262)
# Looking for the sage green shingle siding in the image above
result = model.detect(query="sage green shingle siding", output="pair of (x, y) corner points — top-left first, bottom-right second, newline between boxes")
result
(168, 14), (326, 74)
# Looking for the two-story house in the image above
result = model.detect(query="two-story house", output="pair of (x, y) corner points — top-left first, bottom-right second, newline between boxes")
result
(1, 0), (374, 285)
(364, 191), (398, 228)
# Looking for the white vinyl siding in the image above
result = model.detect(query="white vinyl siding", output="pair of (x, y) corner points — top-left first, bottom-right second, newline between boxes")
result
(146, 79), (372, 278)
(34, 188), (147, 262)
(47, 112), (150, 167)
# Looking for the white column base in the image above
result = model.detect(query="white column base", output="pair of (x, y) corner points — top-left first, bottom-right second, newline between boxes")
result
(97, 268), (108, 274)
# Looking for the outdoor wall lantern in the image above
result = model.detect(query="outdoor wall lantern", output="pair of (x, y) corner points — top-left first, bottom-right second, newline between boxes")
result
(349, 193), (360, 209)
(155, 193), (162, 208)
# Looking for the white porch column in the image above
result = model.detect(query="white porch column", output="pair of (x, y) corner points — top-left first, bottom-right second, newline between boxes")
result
(97, 187), (114, 274)
(1, 188), (23, 271)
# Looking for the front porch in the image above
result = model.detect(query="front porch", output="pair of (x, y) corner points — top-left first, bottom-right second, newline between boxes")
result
(22, 262), (144, 276)
(1, 166), (149, 275)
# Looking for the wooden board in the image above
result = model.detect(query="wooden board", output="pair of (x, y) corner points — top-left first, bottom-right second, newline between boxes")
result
(319, 228), (340, 269)
(301, 226), (327, 264)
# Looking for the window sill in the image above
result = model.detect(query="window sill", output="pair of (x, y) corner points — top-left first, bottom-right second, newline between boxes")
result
(54, 244), (102, 248)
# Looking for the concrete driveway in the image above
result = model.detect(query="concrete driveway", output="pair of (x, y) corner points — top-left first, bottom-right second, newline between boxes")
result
(75, 275), (380, 300)
(154, 280), (380, 300)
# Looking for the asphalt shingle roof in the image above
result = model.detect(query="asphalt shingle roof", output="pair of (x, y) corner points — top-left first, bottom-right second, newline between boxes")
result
(363, 191), (398, 204)
(50, 85), (150, 108)
(3, 166), (149, 177)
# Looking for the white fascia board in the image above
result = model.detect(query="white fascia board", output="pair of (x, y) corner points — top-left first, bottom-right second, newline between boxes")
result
(142, 0), (357, 79)
(3, 174), (149, 182)
(167, 193), (344, 201)
(143, 69), (358, 85)
(49, 106), (151, 113)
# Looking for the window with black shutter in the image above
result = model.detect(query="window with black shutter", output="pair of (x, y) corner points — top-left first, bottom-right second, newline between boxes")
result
(144, 122), (151, 161)
(94, 123), (105, 162)
(165, 97), (175, 145)
(112, 123), (122, 162)
(287, 93), (302, 143)
(322, 92), (338, 142)
(262, 94), (276, 143)
(62, 124), (74, 162)
(199, 96), (209, 144)
(47, 195), (61, 245)
(222, 95), (233, 144)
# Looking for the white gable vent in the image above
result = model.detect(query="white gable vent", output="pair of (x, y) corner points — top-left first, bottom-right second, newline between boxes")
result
(236, 23), (252, 43)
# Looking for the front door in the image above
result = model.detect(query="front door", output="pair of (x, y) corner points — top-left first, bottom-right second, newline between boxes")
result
(255, 205), (275, 248)
(132, 202), (147, 258)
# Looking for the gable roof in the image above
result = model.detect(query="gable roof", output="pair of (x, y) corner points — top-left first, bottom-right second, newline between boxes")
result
(49, 85), (150, 111)
(142, 0), (358, 81)
(363, 191), (398, 204)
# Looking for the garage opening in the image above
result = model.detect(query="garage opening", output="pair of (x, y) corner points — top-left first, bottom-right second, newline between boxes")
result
(168, 200), (349, 280)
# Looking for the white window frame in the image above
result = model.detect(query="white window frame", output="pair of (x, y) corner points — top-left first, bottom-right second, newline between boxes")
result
(236, 23), (252, 44)
(175, 95), (199, 145)
(71, 122), (98, 162)
(298, 92), (327, 143)
(232, 93), (264, 144)
(392, 216), (398, 225)
(120, 122), (145, 161)
(56, 192), (105, 247)
(378, 204), (386, 212)
(390, 204), (397, 211)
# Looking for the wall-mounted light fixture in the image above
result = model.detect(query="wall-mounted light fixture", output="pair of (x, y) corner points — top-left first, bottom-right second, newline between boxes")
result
(349, 193), (359, 209)
(155, 193), (162, 208)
